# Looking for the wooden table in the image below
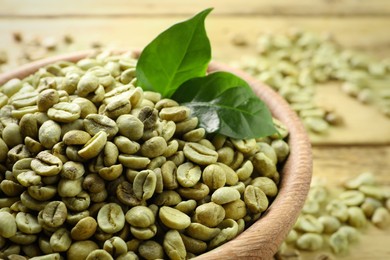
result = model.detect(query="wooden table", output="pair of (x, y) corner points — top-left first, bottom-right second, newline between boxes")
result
(1, 1), (389, 259)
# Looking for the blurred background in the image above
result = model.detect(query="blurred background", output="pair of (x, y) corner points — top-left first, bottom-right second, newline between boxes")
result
(1, 0), (390, 259)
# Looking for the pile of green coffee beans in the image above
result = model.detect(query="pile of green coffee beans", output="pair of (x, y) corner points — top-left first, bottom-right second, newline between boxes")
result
(232, 30), (390, 134)
(0, 51), (290, 260)
(275, 172), (390, 259)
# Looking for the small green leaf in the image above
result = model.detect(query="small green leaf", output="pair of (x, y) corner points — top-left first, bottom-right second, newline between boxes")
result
(172, 72), (278, 139)
(136, 8), (212, 97)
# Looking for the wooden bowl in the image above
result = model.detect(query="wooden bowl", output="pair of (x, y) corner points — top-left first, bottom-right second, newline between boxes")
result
(0, 50), (312, 260)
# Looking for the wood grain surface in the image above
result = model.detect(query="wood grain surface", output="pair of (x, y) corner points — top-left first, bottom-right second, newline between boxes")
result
(1, 1), (389, 259)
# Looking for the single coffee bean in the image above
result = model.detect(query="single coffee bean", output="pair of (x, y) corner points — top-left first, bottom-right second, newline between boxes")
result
(63, 130), (91, 146)
(194, 202), (225, 228)
(97, 203), (125, 234)
(0, 211), (17, 238)
(84, 114), (118, 138)
(125, 206), (155, 228)
(31, 151), (63, 176)
(37, 89), (59, 112)
(211, 187), (241, 205)
(41, 201), (67, 228)
(78, 131), (107, 160)
(183, 142), (218, 165)
(103, 236), (127, 257)
(47, 102), (81, 123)
(15, 212), (42, 234)
(159, 206), (191, 230)
(244, 185), (269, 214)
(163, 230), (186, 260)
(50, 228), (72, 252)
(177, 162), (201, 188)
(71, 216), (97, 240)
(38, 120), (61, 149)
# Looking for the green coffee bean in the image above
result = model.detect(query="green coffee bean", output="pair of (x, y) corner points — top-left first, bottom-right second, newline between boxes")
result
(61, 161), (85, 180)
(339, 190), (365, 206)
(41, 201), (67, 228)
(252, 152), (277, 179)
(164, 230), (186, 260)
(361, 197), (382, 218)
(194, 202), (225, 228)
(211, 187), (241, 205)
(244, 185), (269, 214)
(183, 128), (205, 142)
(209, 219), (239, 249)
(63, 130), (91, 146)
(67, 240), (99, 260)
(154, 190), (182, 206)
(326, 200), (349, 222)
(86, 249), (114, 260)
(250, 176), (278, 197)
(159, 206), (191, 230)
(2, 123), (23, 147)
(47, 102), (81, 123)
(344, 172), (375, 189)
(217, 163), (239, 186)
(295, 215), (324, 233)
(176, 162), (201, 188)
(223, 199), (247, 220)
(0, 137), (8, 162)
(16, 170), (41, 187)
(19, 113), (39, 140)
(177, 183), (210, 201)
(358, 185), (385, 200)
(84, 114), (118, 138)
(72, 97), (97, 118)
(66, 210), (90, 226)
(31, 151), (63, 176)
(296, 233), (323, 251)
(118, 154), (151, 170)
(125, 206), (155, 228)
(0, 179), (24, 196)
(202, 164), (226, 190)
(103, 236), (127, 257)
(130, 225), (157, 240)
(78, 131), (107, 160)
(183, 142), (218, 165)
(236, 160), (253, 182)
(97, 203), (125, 234)
(338, 226), (359, 243)
(0, 211), (17, 238)
(37, 89), (59, 112)
(175, 199), (197, 215)
(15, 212), (42, 234)
(371, 207), (390, 228)
(141, 136), (167, 158)
(50, 228), (72, 252)
(116, 181), (142, 207)
(347, 206), (367, 228)
(329, 231), (348, 255)
(318, 215), (341, 234)
(62, 191), (91, 211)
(285, 229), (298, 244)
(231, 138), (257, 155)
(27, 185), (57, 202)
(38, 120), (61, 149)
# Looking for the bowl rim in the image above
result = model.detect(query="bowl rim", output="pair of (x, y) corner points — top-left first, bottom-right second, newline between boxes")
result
(0, 50), (312, 260)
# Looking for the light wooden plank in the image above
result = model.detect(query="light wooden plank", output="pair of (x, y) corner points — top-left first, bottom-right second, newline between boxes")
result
(0, 0), (390, 17)
(0, 16), (389, 145)
(0, 16), (389, 62)
(311, 83), (390, 145)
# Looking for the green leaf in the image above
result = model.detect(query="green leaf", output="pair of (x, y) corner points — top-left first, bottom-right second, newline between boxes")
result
(136, 8), (212, 97)
(172, 72), (278, 139)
